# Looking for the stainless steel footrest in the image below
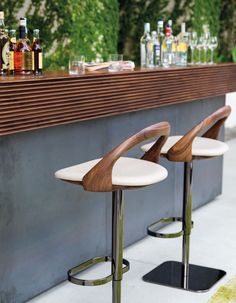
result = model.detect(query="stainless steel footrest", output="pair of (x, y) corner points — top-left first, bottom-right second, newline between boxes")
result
(147, 217), (194, 239)
(68, 256), (130, 286)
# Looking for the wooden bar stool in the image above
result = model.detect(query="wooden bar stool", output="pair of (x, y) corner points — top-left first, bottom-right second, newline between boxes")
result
(55, 122), (170, 303)
(141, 105), (231, 292)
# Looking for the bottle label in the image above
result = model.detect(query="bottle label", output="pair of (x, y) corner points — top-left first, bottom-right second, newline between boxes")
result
(154, 44), (160, 60)
(146, 41), (154, 67)
(38, 52), (43, 69)
(2, 41), (9, 69)
(22, 52), (32, 70)
(172, 42), (177, 52)
(177, 42), (187, 52)
(14, 51), (32, 71)
(9, 51), (14, 70)
(14, 52), (22, 71)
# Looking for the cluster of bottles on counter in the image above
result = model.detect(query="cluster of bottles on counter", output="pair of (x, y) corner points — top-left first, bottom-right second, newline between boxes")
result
(0, 11), (43, 76)
(140, 19), (189, 68)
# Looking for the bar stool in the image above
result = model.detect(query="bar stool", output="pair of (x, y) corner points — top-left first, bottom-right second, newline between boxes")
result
(55, 122), (170, 303)
(141, 105), (231, 292)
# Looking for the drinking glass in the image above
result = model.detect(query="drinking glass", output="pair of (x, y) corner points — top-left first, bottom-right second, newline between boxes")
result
(202, 32), (210, 64)
(189, 32), (198, 64)
(209, 36), (218, 64)
(196, 36), (203, 64)
(69, 55), (85, 75)
(108, 54), (123, 72)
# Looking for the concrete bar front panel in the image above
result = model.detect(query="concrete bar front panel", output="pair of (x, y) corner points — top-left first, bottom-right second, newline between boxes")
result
(0, 96), (224, 302)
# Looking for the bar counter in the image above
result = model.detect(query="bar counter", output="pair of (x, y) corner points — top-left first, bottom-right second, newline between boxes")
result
(1, 63), (236, 136)
(0, 64), (235, 302)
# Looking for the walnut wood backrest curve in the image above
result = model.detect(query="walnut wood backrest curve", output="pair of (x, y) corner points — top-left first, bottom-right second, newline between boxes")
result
(82, 122), (170, 192)
(167, 105), (231, 162)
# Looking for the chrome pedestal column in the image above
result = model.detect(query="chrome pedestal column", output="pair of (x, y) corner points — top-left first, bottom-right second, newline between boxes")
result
(67, 190), (129, 302)
(112, 190), (124, 303)
(143, 162), (226, 292)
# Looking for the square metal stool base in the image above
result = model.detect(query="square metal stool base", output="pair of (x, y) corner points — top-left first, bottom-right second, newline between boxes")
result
(143, 261), (226, 293)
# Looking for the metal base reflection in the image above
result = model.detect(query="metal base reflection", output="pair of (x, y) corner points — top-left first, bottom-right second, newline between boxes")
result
(143, 261), (226, 292)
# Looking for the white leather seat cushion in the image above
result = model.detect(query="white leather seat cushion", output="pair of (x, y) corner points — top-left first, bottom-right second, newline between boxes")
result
(55, 157), (168, 187)
(141, 136), (229, 157)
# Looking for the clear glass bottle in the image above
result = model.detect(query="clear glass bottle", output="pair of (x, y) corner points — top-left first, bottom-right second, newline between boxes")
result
(32, 29), (43, 75)
(151, 31), (160, 67)
(167, 19), (173, 32)
(176, 22), (188, 66)
(140, 23), (151, 68)
(14, 18), (32, 75)
(0, 11), (9, 75)
(9, 29), (16, 74)
(162, 27), (173, 68)
(168, 20), (178, 65)
(157, 20), (164, 66)
(146, 31), (156, 68)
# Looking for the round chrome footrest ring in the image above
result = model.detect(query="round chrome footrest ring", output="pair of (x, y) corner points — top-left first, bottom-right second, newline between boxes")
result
(147, 217), (194, 239)
(68, 256), (130, 286)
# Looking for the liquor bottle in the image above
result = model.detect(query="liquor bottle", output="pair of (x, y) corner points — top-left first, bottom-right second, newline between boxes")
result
(167, 19), (173, 31)
(0, 11), (9, 75)
(157, 19), (164, 66)
(146, 31), (155, 68)
(140, 23), (151, 68)
(14, 18), (32, 75)
(176, 22), (188, 66)
(152, 31), (160, 67)
(166, 19), (177, 65)
(32, 29), (43, 75)
(9, 29), (16, 74)
(162, 26), (173, 68)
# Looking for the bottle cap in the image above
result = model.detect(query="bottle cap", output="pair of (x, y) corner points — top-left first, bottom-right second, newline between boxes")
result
(20, 18), (27, 27)
(168, 19), (173, 27)
(165, 27), (171, 37)
(158, 20), (164, 27)
(33, 29), (40, 34)
(144, 23), (150, 33)
(0, 11), (4, 19)
(9, 29), (16, 35)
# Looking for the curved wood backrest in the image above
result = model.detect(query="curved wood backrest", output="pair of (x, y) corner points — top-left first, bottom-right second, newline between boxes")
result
(82, 122), (170, 192)
(167, 105), (231, 162)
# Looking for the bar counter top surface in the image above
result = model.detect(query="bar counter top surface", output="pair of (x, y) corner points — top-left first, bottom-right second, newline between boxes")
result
(0, 63), (235, 136)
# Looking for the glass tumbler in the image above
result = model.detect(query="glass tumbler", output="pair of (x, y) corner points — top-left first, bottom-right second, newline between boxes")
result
(108, 54), (123, 72)
(69, 56), (85, 75)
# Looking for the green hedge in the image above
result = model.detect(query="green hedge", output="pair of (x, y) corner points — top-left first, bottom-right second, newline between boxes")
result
(219, 0), (236, 62)
(118, 0), (232, 64)
(0, 0), (119, 70)
(0, 0), (234, 69)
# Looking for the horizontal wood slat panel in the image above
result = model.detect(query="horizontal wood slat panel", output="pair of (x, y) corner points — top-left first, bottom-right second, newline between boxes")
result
(0, 64), (235, 136)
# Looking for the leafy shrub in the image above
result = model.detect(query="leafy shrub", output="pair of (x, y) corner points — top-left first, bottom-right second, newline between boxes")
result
(0, 0), (234, 69)
(118, 0), (234, 65)
(0, 0), (119, 70)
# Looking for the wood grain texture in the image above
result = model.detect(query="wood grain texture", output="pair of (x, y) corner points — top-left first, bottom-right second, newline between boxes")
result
(0, 63), (235, 136)
(81, 121), (170, 192)
(166, 105), (231, 162)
